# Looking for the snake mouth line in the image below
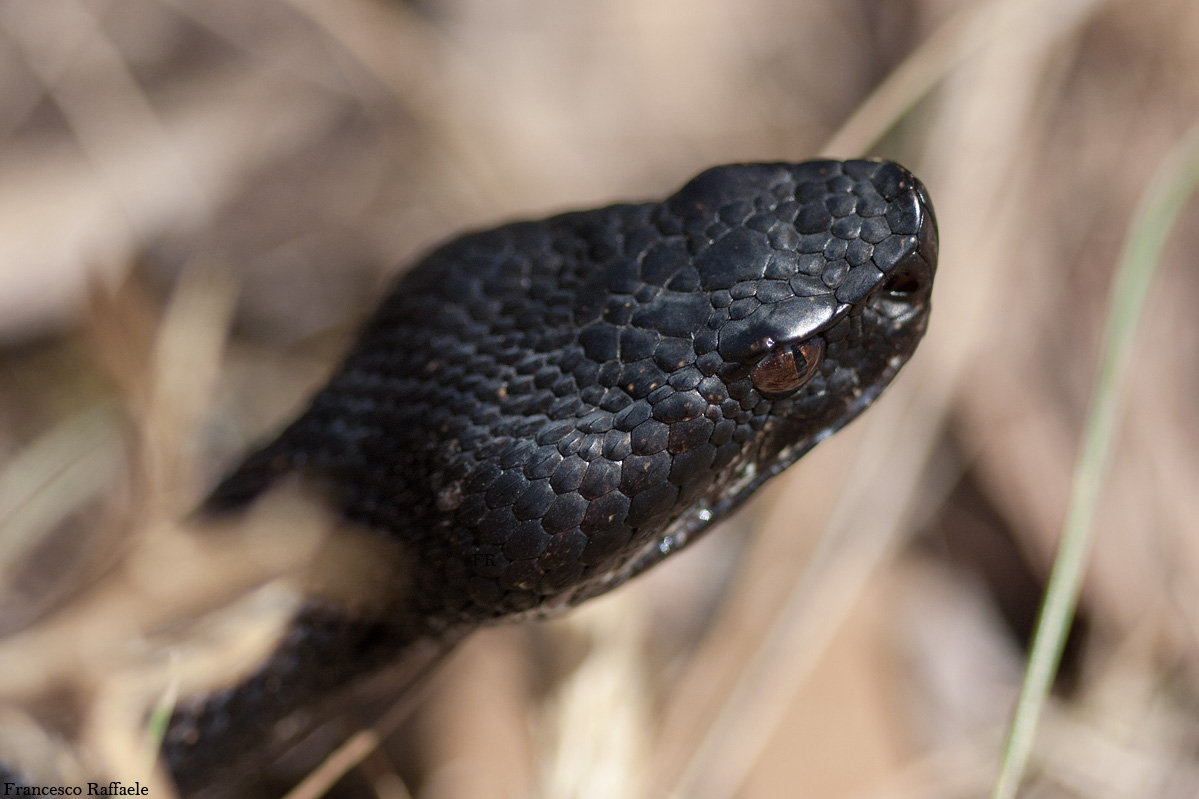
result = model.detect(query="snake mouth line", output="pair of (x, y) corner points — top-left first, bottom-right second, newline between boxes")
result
(561, 297), (927, 607)
(565, 350), (915, 610)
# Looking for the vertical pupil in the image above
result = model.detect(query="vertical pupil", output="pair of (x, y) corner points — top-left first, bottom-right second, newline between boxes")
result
(751, 339), (824, 396)
(792, 345), (812, 373)
(793, 340), (823, 382)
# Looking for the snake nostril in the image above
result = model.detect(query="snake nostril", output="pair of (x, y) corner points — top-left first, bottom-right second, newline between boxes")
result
(869, 257), (930, 320)
(882, 271), (922, 297)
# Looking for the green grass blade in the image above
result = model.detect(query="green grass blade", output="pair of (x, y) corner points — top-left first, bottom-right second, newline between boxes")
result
(992, 118), (1199, 799)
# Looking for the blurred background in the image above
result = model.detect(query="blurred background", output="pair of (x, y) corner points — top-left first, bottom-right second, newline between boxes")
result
(0, 0), (1197, 797)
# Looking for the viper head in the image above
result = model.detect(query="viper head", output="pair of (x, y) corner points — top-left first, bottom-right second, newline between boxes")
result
(565, 159), (937, 601)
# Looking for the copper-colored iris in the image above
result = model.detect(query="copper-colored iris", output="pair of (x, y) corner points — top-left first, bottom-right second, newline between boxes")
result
(751, 339), (824, 396)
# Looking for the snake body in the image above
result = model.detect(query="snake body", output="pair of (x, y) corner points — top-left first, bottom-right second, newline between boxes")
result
(129, 159), (937, 792)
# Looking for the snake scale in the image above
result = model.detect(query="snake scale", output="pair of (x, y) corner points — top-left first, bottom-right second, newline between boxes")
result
(8, 159), (939, 795)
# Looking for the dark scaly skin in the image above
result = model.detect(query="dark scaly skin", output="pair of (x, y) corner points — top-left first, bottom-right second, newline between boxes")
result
(161, 159), (938, 793)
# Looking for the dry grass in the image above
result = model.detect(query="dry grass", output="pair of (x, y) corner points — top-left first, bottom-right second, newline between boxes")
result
(1, 0), (1198, 797)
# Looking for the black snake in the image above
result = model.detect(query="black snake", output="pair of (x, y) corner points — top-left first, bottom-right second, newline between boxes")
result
(7, 158), (939, 795)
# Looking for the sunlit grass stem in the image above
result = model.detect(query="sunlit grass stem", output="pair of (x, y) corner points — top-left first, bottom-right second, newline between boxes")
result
(992, 118), (1199, 799)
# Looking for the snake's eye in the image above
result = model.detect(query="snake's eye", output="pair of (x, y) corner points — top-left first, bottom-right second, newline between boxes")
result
(751, 339), (824, 397)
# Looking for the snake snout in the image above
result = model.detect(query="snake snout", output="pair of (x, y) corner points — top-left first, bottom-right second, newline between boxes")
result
(867, 172), (938, 322)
